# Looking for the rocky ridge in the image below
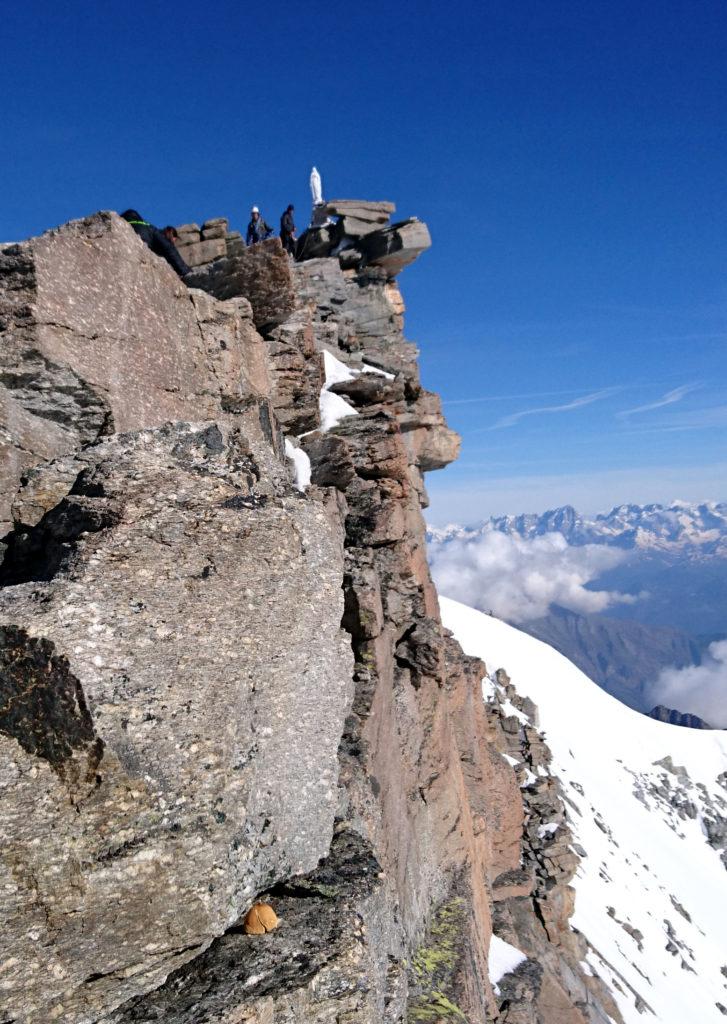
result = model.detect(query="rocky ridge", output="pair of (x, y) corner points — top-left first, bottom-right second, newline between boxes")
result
(1, 208), (618, 1023)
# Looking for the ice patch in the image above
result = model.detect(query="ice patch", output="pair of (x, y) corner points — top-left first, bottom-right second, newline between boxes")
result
(488, 934), (527, 994)
(284, 439), (311, 491)
(361, 360), (395, 379)
(318, 350), (397, 432)
(538, 822), (559, 838)
(499, 698), (530, 724)
(323, 349), (356, 387)
(320, 350), (359, 431)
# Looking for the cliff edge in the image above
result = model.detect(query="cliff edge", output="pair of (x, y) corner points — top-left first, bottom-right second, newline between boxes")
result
(0, 210), (618, 1023)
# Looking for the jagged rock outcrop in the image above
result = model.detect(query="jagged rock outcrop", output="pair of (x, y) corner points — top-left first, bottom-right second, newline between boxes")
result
(649, 705), (713, 729)
(175, 217), (244, 266)
(1, 204), (617, 1024)
(484, 671), (622, 1024)
(174, 199), (431, 279)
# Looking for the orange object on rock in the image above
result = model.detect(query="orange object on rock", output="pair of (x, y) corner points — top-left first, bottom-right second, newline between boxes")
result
(242, 902), (280, 935)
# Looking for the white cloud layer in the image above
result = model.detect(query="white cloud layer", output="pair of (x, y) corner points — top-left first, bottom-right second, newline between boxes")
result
(429, 531), (635, 622)
(646, 639), (727, 728)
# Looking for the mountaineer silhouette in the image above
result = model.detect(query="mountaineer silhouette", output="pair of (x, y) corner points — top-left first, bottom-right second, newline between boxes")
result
(120, 210), (191, 279)
(280, 204), (296, 256)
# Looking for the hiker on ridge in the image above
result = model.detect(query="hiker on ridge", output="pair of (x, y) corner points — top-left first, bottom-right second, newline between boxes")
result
(120, 210), (191, 279)
(246, 207), (274, 246)
(280, 204), (296, 256)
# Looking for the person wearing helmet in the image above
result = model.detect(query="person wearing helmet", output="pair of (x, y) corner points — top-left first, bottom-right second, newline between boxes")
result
(246, 206), (274, 246)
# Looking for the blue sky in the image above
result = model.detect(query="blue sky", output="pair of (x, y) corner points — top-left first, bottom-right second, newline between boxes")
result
(2, 1), (726, 524)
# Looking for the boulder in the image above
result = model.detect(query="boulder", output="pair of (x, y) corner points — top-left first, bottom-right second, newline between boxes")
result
(296, 223), (339, 261)
(0, 421), (353, 1023)
(176, 237), (227, 267)
(359, 218), (432, 276)
(328, 373), (406, 408)
(202, 217), (229, 231)
(185, 237), (296, 332)
(200, 225), (227, 240)
(0, 213), (269, 533)
(300, 432), (356, 491)
(225, 231), (246, 259)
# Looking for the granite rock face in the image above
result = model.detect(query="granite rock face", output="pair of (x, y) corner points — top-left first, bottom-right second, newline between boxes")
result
(0, 422), (352, 1023)
(0, 213), (270, 533)
(1, 204), (617, 1024)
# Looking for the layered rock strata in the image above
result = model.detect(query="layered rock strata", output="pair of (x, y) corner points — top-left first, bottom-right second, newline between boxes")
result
(175, 217), (245, 265)
(1, 208), (617, 1024)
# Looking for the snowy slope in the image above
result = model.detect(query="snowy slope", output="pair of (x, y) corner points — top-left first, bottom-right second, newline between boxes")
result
(440, 596), (727, 1024)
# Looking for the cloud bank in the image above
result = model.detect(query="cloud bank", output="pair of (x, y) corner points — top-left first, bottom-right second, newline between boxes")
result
(646, 640), (727, 728)
(429, 531), (635, 623)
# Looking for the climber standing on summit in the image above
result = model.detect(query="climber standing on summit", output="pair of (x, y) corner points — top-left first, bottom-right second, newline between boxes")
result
(246, 206), (273, 246)
(279, 204), (296, 257)
(120, 210), (191, 279)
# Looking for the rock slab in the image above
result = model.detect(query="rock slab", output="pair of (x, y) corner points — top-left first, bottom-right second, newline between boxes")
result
(0, 422), (352, 1023)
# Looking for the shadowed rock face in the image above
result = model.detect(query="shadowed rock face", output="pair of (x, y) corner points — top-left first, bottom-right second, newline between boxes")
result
(649, 705), (714, 729)
(0, 208), (618, 1024)
(0, 625), (104, 787)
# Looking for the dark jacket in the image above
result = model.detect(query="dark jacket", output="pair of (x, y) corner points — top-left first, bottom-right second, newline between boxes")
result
(246, 217), (273, 245)
(280, 210), (295, 236)
(125, 218), (191, 278)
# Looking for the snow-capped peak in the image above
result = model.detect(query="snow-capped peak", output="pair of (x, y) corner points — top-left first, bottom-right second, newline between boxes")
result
(428, 501), (727, 558)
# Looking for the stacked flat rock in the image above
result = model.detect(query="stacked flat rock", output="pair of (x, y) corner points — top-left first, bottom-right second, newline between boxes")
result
(321, 199), (395, 237)
(298, 199), (431, 275)
(176, 217), (243, 267)
(358, 218), (433, 276)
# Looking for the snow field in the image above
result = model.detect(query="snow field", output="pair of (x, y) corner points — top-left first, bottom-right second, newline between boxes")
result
(440, 596), (727, 1024)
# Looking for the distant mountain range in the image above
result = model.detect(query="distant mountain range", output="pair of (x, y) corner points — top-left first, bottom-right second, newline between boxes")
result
(522, 604), (705, 712)
(429, 500), (727, 558)
(428, 502), (727, 722)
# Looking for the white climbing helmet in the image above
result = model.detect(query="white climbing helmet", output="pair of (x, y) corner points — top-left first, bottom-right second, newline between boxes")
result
(251, 206), (259, 213)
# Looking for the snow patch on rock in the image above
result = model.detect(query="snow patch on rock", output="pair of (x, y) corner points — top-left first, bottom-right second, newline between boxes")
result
(488, 934), (527, 994)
